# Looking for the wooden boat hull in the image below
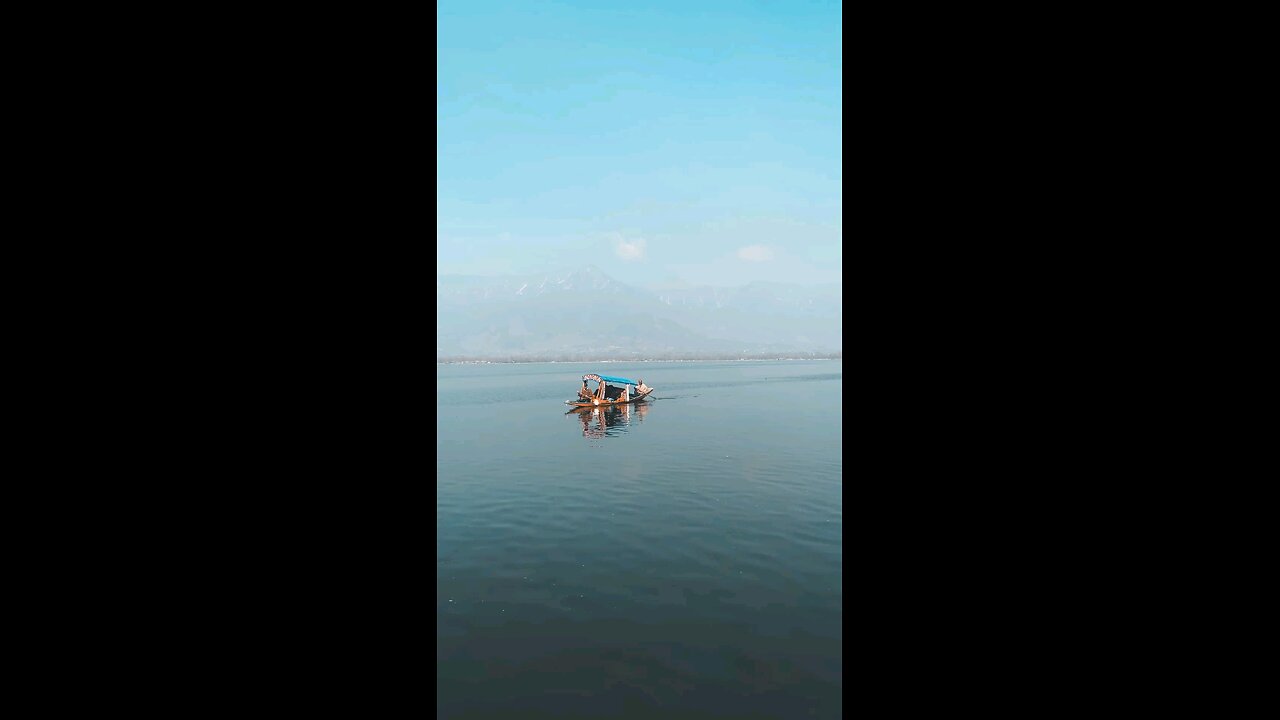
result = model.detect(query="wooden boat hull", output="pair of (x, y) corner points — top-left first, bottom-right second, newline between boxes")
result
(564, 389), (654, 407)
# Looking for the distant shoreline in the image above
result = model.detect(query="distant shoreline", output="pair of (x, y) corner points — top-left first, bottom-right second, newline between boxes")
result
(437, 355), (841, 365)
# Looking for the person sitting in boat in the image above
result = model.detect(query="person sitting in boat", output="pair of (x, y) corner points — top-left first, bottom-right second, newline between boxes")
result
(578, 380), (592, 401)
(636, 379), (649, 395)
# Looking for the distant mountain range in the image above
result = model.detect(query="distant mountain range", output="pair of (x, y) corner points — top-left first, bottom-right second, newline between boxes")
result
(437, 266), (841, 360)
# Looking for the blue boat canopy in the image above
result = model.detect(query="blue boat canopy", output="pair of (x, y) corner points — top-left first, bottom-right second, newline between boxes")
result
(583, 373), (638, 386)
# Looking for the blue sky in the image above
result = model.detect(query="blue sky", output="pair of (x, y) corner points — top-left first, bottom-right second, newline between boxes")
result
(438, 0), (842, 287)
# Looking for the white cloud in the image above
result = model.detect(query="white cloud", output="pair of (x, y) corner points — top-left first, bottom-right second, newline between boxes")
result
(736, 244), (774, 262)
(613, 235), (646, 261)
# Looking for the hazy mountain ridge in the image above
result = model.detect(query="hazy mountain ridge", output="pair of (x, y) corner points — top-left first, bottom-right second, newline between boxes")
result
(437, 266), (841, 359)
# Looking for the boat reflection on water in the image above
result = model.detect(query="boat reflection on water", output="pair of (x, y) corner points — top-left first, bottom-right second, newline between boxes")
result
(568, 400), (652, 438)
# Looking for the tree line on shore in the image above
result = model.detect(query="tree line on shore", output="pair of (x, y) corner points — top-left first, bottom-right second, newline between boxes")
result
(438, 351), (842, 363)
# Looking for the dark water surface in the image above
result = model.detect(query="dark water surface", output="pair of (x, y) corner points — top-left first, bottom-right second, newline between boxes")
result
(438, 361), (842, 719)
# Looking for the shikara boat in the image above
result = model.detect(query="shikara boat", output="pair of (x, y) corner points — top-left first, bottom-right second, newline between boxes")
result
(565, 373), (654, 407)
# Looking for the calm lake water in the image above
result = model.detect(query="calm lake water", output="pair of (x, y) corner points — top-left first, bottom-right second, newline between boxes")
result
(437, 360), (842, 719)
